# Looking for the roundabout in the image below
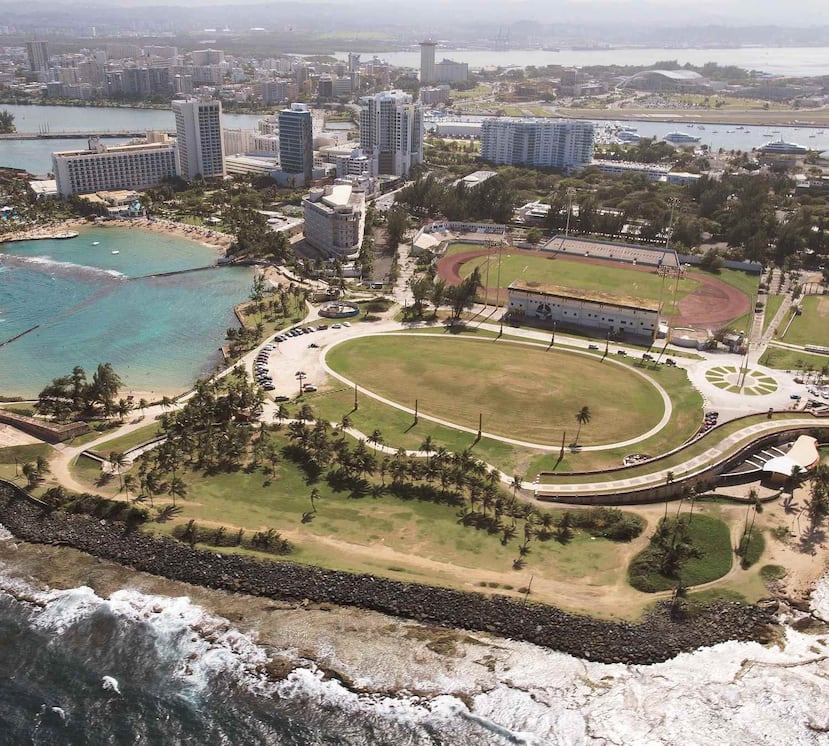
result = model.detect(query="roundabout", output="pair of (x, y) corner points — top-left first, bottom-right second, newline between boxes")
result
(704, 364), (779, 396)
(322, 332), (675, 451)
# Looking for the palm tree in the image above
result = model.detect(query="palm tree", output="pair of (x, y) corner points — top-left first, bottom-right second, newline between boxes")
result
(420, 435), (435, 464)
(138, 398), (149, 419)
(310, 487), (321, 513)
(511, 474), (523, 500)
(368, 428), (384, 448)
(109, 451), (128, 491)
(574, 406), (591, 444)
(167, 476), (187, 506)
(664, 471), (675, 519)
(273, 404), (289, 425)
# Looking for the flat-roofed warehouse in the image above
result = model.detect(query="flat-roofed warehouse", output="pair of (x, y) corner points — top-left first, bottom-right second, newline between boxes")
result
(507, 281), (662, 341)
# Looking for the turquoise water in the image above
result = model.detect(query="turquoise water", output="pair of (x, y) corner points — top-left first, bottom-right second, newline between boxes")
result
(0, 227), (252, 397)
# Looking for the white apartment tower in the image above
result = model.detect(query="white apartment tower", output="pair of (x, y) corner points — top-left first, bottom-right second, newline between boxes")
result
(172, 99), (225, 180)
(480, 118), (595, 170)
(359, 90), (423, 177)
(52, 138), (179, 197)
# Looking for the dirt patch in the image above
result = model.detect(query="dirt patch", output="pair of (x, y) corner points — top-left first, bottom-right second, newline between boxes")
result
(0, 424), (40, 447)
(675, 272), (749, 329)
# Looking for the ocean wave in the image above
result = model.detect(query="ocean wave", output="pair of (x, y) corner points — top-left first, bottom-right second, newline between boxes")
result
(0, 547), (827, 744)
(0, 253), (126, 280)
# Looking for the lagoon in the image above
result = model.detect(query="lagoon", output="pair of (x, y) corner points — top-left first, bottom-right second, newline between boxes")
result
(0, 227), (253, 398)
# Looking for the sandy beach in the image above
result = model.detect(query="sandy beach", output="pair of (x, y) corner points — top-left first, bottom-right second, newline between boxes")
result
(0, 217), (234, 253)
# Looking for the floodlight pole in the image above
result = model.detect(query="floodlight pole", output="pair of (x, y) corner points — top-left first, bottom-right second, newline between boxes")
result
(414, 398), (418, 424)
(565, 187), (576, 237)
(354, 384), (359, 410)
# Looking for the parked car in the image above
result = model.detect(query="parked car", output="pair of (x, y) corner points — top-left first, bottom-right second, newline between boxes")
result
(790, 393), (802, 400)
(616, 349), (627, 356)
(588, 344), (600, 350)
(274, 395), (290, 402)
(302, 384), (318, 392)
(308, 343), (319, 349)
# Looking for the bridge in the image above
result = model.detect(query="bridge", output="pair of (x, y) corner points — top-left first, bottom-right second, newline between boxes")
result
(0, 130), (175, 141)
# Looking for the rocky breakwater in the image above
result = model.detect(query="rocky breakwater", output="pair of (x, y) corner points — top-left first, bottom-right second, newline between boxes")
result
(0, 482), (778, 665)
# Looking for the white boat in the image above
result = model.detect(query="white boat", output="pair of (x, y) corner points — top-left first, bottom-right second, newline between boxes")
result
(663, 131), (701, 144)
(758, 138), (809, 155)
(92, 241), (100, 246)
(111, 250), (120, 254)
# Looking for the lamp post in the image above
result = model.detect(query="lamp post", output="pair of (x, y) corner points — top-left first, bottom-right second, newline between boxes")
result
(295, 370), (306, 397)
(564, 187), (576, 238)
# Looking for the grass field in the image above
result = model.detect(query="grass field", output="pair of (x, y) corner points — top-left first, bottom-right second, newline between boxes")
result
(448, 243), (755, 322)
(459, 251), (700, 316)
(782, 296), (829, 347)
(763, 295), (785, 335)
(326, 335), (665, 446)
(86, 421), (162, 457)
(759, 346), (829, 373)
(0, 443), (52, 482)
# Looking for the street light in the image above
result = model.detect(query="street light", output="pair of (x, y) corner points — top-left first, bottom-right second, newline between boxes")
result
(564, 187), (576, 238)
(295, 370), (306, 396)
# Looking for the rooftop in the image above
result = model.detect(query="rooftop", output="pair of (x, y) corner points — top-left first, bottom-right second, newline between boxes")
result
(509, 280), (661, 313)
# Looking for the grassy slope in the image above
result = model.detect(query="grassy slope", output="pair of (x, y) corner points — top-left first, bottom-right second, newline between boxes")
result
(783, 296), (829, 347)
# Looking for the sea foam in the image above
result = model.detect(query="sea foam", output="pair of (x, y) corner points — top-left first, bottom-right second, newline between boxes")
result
(0, 554), (828, 745)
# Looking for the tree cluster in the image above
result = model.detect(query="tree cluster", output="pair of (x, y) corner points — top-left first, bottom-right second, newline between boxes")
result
(396, 173), (516, 223)
(36, 364), (125, 422)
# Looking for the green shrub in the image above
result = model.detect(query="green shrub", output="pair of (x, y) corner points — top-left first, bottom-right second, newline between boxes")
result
(760, 564), (787, 581)
(568, 507), (645, 542)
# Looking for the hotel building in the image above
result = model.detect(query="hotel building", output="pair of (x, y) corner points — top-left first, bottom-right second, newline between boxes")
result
(172, 98), (225, 181)
(303, 183), (366, 258)
(52, 138), (178, 197)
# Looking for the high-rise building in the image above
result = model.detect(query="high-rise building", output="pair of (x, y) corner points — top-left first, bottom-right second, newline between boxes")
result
(278, 103), (313, 184)
(480, 118), (595, 170)
(419, 40), (436, 84)
(358, 90), (423, 177)
(190, 48), (225, 66)
(303, 183), (366, 259)
(52, 138), (179, 197)
(172, 98), (225, 180)
(26, 41), (49, 73)
(419, 40), (468, 84)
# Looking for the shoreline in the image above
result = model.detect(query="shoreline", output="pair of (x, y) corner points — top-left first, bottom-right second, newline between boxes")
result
(0, 481), (778, 665)
(0, 216), (234, 254)
(0, 217), (239, 400)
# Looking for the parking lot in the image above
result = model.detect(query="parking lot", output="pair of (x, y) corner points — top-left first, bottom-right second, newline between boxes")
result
(247, 321), (354, 401)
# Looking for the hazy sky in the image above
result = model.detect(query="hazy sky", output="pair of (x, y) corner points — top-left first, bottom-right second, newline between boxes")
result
(0, 0), (826, 28)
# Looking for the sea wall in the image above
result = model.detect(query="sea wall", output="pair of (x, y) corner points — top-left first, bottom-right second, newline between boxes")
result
(0, 410), (90, 443)
(0, 480), (776, 665)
